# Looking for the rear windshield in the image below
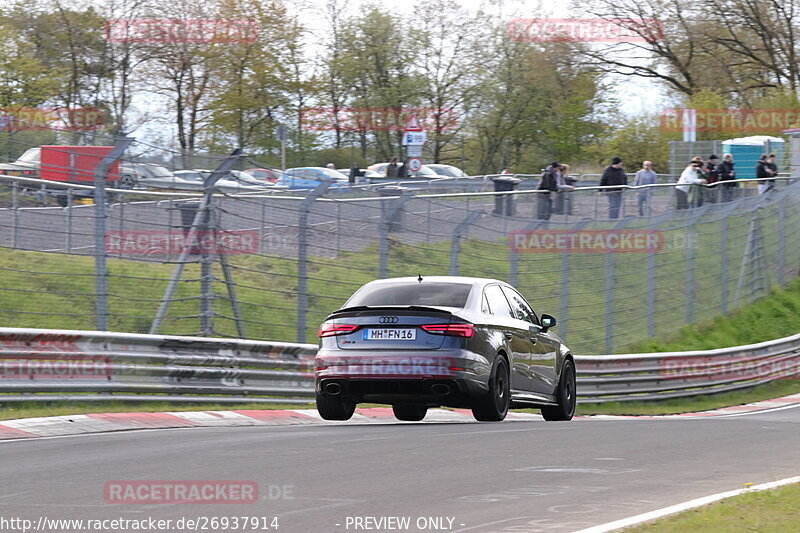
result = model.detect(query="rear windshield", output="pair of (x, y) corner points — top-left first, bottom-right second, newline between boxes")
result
(346, 282), (473, 308)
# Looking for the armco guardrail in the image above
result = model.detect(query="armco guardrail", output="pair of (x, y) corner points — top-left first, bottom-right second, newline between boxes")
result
(1, 327), (798, 405)
(0, 328), (317, 404)
(575, 333), (800, 403)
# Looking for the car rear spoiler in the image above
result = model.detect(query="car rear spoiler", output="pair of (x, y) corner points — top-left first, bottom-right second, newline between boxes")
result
(327, 305), (455, 317)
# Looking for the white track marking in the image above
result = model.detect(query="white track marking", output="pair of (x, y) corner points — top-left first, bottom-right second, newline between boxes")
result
(574, 476), (800, 533)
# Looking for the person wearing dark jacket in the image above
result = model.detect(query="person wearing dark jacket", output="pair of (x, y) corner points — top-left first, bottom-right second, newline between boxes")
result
(536, 162), (560, 220)
(599, 156), (627, 218)
(756, 154), (776, 194)
(704, 155), (720, 203)
(718, 153), (736, 202)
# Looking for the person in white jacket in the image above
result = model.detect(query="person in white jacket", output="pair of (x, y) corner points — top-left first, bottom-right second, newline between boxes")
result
(676, 157), (707, 210)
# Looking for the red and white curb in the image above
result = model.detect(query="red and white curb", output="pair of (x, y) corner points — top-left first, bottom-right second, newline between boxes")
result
(584, 392), (800, 420)
(574, 475), (800, 532)
(0, 408), (542, 441)
(1, 393), (799, 441)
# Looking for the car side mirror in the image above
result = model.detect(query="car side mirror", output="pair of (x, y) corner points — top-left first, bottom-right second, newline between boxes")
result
(541, 314), (556, 331)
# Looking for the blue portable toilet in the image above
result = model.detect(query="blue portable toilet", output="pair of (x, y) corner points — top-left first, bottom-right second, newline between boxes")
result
(721, 135), (785, 180)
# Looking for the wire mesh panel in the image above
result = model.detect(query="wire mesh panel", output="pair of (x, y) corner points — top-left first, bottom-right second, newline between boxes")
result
(1, 137), (798, 353)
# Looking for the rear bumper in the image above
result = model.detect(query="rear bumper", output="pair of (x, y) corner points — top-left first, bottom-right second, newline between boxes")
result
(314, 350), (491, 407)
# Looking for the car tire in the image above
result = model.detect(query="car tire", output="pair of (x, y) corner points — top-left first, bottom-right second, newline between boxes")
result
(472, 356), (510, 421)
(316, 392), (356, 421)
(392, 404), (427, 421)
(541, 359), (576, 421)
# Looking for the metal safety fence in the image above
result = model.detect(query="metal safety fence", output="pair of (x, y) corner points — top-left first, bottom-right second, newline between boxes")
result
(0, 328), (797, 404)
(1, 167), (798, 355)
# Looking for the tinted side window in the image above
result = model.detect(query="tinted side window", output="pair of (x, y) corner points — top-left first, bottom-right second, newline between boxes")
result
(483, 285), (514, 319)
(501, 287), (538, 324)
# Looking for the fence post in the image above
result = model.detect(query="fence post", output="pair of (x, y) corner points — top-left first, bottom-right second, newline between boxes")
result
(93, 136), (134, 331)
(685, 226), (694, 324)
(778, 197), (785, 286)
(296, 182), (330, 343)
(377, 187), (412, 279)
(65, 188), (73, 253)
(450, 211), (483, 275)
(150, 149), (241, 335)
(11, 179), (18, 249)
(720, 217), (728, 314)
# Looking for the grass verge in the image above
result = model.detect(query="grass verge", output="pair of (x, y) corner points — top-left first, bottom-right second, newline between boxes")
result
(576, 379), (800, 416)
(623, 481), (800, 532)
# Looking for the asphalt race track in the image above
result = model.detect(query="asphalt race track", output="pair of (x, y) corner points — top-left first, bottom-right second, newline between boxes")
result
(1, 407), (799, 533)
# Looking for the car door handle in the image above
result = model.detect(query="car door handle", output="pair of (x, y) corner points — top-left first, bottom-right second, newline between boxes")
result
(504, 332), (514, 340)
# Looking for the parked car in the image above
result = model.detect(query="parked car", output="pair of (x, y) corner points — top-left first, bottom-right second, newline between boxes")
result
(173, 169), (269, 193)
(314, 276), (576, 422)
(120, 162), (192, 190)
(278, 167), (351, 190)
(367, 162), (440, 179)
(426, 164), (469, 178)
(246, 168), (284, 183)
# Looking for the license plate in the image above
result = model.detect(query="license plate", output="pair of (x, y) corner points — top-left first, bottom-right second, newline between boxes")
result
(363, 328), (416, 341)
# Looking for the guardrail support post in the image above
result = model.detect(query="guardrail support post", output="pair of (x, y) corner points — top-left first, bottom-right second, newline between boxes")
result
(93, 136), (134, 331)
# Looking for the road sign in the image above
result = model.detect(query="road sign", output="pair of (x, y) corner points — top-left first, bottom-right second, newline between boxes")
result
(277, 124), (288, 141)
(401, 131), (426, 146)
(404, 114), (423, 132)
(407, 157), (422, 172)
(407, 145), (422, 157)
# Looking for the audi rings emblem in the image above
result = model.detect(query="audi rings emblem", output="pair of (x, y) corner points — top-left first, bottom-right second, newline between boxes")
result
(379, 316), (399, 324)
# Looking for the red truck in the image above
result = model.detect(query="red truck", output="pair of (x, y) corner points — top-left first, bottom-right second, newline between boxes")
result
(0, 145), (126, 205)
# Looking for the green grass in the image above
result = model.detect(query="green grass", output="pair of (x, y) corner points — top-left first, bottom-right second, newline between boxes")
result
(630, 275), (800, 352)
(623, 481), (800, 532)
(577, 379), (800, 416)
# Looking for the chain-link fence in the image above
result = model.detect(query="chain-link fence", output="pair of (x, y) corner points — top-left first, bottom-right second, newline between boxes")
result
(0, 131), (798, 354)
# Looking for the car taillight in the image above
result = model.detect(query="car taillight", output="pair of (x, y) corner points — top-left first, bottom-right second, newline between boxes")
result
(318, 323), (358, 337)
(421, 324), (474, 338)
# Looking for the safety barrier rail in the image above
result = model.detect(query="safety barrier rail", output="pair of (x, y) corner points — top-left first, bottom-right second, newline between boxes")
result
(1, 327), (797, 404)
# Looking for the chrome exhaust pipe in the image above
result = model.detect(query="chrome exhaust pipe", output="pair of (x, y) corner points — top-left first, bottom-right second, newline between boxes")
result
(324, 382), (342, 395)
(431, 383), (451, 396)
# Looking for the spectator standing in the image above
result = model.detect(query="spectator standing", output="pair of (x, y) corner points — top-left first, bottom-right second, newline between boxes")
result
(536, 162), (560, 220)
(755, 154), (776, 194)
(718, 153), (737, 202)
(348, 164), (363, 185)
(705, 155), (721, 203)
(599, 156), (627, 219)
(765, 153), (778, 193)
(386, 157), (399, 179)
(633, 160), (656, 216)
(553, 163), (576, 214)
(676, 157), (707, 209)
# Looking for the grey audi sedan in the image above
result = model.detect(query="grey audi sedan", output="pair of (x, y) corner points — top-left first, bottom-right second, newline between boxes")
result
(315, 276), (576, 422)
